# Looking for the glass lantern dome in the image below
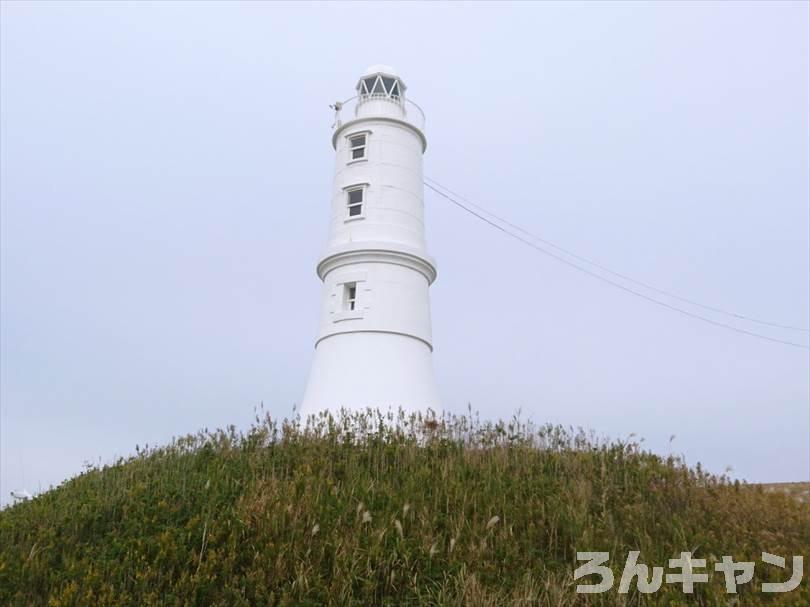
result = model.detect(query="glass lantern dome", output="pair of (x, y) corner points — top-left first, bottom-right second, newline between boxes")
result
(356, 64), (406, 101)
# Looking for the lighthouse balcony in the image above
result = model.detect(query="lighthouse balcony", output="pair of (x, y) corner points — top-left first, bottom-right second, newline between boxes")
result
(332, 94), (426, 134)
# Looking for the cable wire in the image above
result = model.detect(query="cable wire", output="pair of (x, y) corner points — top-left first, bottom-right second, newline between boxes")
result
(424, 181), (810, 350)
(425, 176), (809, 333)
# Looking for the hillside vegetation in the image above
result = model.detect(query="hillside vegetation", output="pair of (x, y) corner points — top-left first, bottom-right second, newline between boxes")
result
(1, 408), (808, 606)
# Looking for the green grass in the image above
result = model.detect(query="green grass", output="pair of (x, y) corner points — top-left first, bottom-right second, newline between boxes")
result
(1, 408), (808, 606)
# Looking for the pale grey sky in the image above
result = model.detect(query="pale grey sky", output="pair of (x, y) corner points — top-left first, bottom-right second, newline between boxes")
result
(2, 1), (808, 506)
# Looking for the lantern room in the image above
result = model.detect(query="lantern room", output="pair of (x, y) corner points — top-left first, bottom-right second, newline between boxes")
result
(356, 64), (406, 101)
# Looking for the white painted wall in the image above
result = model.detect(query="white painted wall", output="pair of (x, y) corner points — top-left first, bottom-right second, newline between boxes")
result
(301, 66), (441, 415)
(329, 122), (426, 250)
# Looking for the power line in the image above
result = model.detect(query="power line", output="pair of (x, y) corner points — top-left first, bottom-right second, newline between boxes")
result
(424, 181), (810, 350)
(425, 176), (809, 333)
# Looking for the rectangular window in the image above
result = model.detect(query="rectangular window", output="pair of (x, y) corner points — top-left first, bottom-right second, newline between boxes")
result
(347, 188), (363, 217)
(345, 283), (357, 311)
(349, 134), (366, 160)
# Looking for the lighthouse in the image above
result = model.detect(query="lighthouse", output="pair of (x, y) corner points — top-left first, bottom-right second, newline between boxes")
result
(301, 65), (440, 415)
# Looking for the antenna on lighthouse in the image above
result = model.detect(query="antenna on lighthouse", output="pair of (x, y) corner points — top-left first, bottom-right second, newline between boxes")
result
(329, 101), (344, 128)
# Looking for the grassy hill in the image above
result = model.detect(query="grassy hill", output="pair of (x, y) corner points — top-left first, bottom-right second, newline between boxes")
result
(1, 409), (808, 606)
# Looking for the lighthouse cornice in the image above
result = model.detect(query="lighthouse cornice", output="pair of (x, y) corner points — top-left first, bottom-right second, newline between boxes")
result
(317, 244), (437, 285)
(333, 116), (427, 153)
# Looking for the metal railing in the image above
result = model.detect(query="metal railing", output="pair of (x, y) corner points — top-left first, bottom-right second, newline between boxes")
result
(332, 95), (426, 132)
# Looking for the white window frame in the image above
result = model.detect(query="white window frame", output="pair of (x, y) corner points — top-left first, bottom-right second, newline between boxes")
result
(344, 282), (357, 311)
(347, 132), (368, 162)
(344, 184), (367, 221)
(331, 272), (368, 322)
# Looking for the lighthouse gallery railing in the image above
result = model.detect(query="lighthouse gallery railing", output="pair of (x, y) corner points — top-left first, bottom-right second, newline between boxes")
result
(332, 94), (426, 132)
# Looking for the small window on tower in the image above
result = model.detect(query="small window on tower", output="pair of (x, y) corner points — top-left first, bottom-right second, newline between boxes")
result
(349, 134), (366, 160)
(347, 188), (364, 217)
(344, 283), (357, 311)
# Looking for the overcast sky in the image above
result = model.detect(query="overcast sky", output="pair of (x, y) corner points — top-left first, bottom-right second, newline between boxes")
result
(2, 1), (808, 506)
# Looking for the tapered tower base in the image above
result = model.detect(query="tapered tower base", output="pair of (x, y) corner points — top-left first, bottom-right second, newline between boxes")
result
(301, 331), (440, 416)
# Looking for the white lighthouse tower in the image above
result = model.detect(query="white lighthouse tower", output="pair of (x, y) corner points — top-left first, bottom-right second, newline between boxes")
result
(301, 65), (440, 415)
